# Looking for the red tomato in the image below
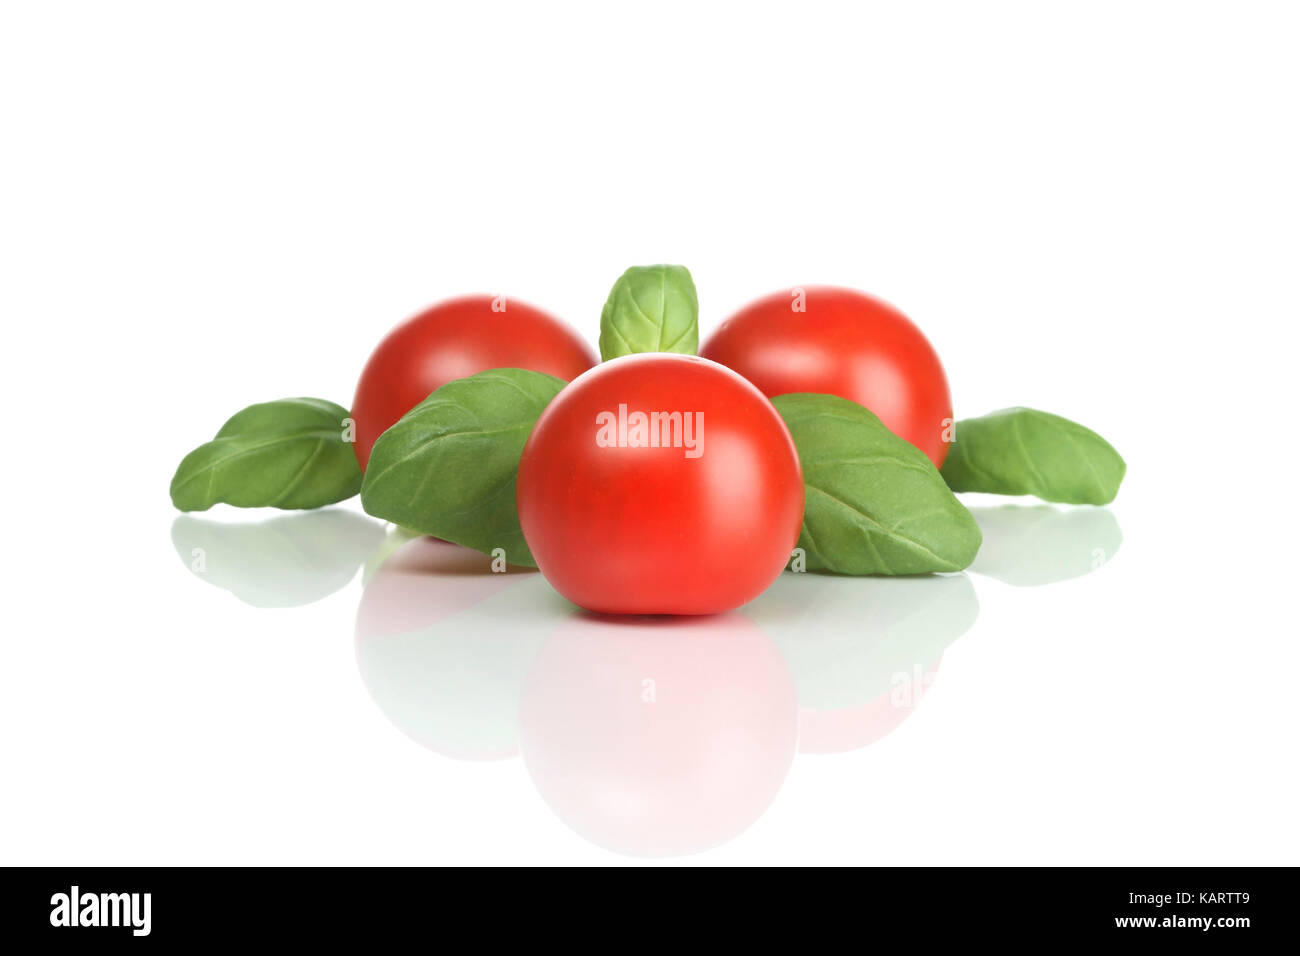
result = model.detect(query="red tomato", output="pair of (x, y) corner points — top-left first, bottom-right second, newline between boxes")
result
(351, 295), (596, 469)
(516, 354), (804, 615)
(700, 287), (953, 468)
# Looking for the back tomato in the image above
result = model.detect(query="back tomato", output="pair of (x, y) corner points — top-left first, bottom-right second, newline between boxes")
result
(351, 295), (596, 469)
(516, 354), (804, 616)
(701, 287), (953, 468)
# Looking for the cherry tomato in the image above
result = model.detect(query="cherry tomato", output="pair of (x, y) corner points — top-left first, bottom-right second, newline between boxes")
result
(700, 287), (953, 467)
(516, 354), (804, 615)
(351, 295), (596, 469)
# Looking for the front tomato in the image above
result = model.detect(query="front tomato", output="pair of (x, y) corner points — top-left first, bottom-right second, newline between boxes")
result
(351, 295), (596, 469)
(701, 287), (953, 468)
(516, 354), (804, 615)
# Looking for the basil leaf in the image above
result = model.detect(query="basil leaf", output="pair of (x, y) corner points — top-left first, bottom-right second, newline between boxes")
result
(940, 407), (1125, 505)
(359, 368), (565, 566)
(599, 264), (699, 361)
(773, 393), (982, 575)
(170, 397), (361, 512)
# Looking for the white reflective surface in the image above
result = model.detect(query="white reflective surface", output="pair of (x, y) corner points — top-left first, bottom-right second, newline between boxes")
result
(5, 487), (1297, 864)
(147, 511), (1150, 859)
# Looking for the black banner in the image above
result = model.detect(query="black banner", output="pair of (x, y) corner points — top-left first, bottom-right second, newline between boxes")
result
(4, 867), (1288, 943)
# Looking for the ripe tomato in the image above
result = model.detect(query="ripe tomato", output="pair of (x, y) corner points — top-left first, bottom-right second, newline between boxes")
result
(700, 287), (953, 468)
(351, 295), (596, 469)
(516, 354), (804, 615)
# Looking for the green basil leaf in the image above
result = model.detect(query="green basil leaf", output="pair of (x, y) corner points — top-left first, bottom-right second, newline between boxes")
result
(599, 264), (699, 361)
(170, 397), (361, 512)
(359, 368), (565, 565)
(940, 407), (1126, 505)
(773, 393), (982, 575)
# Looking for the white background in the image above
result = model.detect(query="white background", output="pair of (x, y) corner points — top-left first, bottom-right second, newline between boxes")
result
(2, 1), (1297, 865)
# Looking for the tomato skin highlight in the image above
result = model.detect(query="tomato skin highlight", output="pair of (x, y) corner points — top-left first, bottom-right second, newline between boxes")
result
(700, 287), (954, 468)
(351, 295), (596, 469)
(516, 354), (804, 616)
